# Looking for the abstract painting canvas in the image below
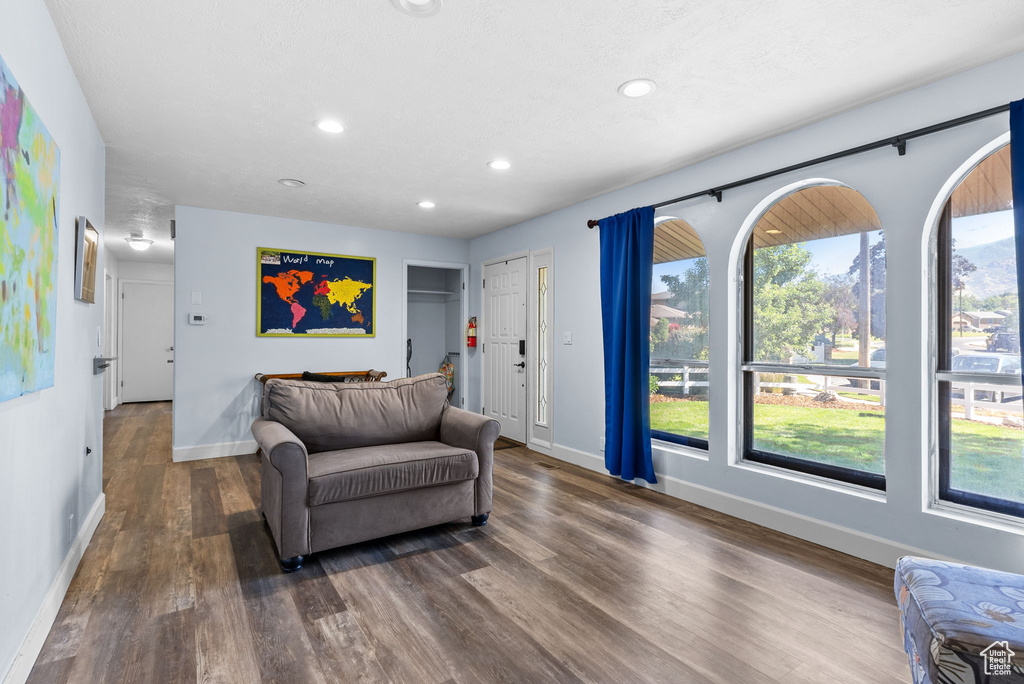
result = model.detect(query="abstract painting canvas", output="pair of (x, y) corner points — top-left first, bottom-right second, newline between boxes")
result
(0, 53), (61, 402)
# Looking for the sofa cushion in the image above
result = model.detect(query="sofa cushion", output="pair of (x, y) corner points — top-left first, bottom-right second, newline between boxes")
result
(307, 441), (479, 506)
(263, 374), (449, 454)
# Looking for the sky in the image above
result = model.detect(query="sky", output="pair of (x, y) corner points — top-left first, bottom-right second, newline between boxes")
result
(652, 209), (1015, 292)
(951, 209), (1014, 248)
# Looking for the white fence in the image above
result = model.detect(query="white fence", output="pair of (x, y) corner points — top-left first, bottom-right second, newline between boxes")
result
(653, 362), (1023, 420)
(651, 364), (708, 395)
(949, 383), (1022, 420)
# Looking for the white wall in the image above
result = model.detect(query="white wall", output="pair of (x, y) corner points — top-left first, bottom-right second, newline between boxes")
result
(117, 260), (173, 282)
(467, 50), (1024, 573)
(408, 298), (447, 376)
(0, 0), (107, 680)
(171, 206), (469, 460)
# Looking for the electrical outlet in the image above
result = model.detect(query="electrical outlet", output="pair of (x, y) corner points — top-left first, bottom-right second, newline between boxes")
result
(599, 437), (605, 452)
(67, 514), (75, 544)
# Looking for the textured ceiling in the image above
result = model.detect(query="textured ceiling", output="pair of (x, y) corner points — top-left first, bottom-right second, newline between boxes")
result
(44, 0), (1024, 264)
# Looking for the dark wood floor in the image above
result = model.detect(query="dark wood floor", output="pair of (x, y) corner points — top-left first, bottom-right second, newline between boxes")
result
(29, 401), (909, 683)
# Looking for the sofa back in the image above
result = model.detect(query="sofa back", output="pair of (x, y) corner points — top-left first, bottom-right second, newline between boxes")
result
(262, 373), (449, 453)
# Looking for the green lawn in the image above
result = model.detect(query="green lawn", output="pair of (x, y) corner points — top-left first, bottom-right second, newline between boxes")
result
(650, 400), (1024, 502)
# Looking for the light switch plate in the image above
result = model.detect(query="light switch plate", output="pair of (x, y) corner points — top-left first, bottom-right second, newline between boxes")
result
(191, 291), (202, 305)
(563, 332), (573, 345)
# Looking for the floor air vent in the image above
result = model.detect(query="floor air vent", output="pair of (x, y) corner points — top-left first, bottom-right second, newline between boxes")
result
(535, 461), (560, 470)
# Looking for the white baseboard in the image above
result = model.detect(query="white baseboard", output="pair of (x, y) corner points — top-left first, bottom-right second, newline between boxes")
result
(172, 439), (258, 463)
(548, 443), (949, 569)
(3, 494), (106, 684)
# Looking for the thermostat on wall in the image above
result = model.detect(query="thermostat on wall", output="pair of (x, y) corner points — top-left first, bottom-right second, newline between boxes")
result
(188, 313), (207, 325)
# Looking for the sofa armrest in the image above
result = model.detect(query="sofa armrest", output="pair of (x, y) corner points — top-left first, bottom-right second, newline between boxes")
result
(439, 407), (500, 516)
(251, 417), (311, 558)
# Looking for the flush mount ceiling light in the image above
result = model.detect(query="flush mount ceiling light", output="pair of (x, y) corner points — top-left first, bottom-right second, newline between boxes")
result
(764, 228), (782, 234)
(488, 159), (511, 171)
(125, 235), (154, 251)
(315, 119), (345, 134)
(391, 0), (442, 17)
(418, 200), (436, 209)
(617, 78), (657, 98)
(278, 178), (306, 187)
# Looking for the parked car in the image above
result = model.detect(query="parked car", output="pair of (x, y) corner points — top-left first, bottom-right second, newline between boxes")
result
(983, 326), (1005, 334)
(951, 352), (1022, 402)
(952, 352), (1022, 374)
(986, 332), (1020, 353)
(869, 347), (885, 369)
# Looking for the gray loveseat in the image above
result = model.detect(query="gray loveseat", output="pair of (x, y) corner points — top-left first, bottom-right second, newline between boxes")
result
(251, 373), (500, 571)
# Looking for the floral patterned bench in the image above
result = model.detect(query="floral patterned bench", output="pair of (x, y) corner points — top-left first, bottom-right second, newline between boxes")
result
(896, 556), (1024, 683)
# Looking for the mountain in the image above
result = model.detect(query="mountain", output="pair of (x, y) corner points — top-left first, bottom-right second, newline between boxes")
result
(956, 237), (1017, 298)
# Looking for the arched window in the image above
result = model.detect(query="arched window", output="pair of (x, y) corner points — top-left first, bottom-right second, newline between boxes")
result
(742, 184), (885, 489)
(650, 218), (709, 449)
(935, 142), (1022, 516)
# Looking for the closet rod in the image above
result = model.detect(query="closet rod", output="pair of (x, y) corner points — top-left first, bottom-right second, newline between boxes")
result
(585, 101), (1012, 228)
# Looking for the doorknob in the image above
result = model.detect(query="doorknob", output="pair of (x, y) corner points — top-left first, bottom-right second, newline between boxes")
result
(166, 360), (174, 363)
(513, 362), (525, 368)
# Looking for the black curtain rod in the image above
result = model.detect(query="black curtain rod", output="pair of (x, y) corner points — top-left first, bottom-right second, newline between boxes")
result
(586, 101), (1012, 229)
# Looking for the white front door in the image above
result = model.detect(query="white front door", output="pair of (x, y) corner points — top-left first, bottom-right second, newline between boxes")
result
(483, 257), (527, 442)
(121, 281), (174, 402)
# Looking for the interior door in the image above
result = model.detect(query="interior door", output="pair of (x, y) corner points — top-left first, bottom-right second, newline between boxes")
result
(484, 257), (527, 442)
(121, 281), (174, 402)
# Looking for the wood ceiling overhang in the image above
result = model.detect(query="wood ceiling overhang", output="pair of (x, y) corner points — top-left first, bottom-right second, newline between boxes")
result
(654, 146), (1011, 265)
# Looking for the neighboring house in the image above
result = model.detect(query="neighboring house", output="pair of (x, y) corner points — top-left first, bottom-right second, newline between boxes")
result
(651, 291), (691, 323)
(953, 311), (1006, 328)
(651, 303), (689, 321)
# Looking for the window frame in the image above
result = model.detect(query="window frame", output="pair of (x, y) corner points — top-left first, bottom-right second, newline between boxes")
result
(741, 221), (887, 491)
(935, 197), (1024, 518)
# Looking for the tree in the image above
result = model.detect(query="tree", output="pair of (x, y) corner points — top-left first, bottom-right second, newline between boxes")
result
(951, 239), (977, 335)
(822, 274), (856, 346)
(848, 234), (886, 339)
(658, 257), (710, 360)
(649, 317), (670, 353)
(660, 257), (709, 329)
(752, 244), (831, 362)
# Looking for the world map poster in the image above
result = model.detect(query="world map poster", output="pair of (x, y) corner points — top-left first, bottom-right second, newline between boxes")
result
(258, 248), (375, 337)
(0, 53), (60, 403)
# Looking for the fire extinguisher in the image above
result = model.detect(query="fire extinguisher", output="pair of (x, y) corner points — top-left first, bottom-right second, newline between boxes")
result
(467, 316), (477, 348)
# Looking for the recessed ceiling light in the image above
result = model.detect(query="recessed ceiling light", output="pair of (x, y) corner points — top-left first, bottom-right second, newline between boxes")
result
(488, 159), (511, 171)
(391, 0), (442, 17)
(278, 178), (306, 187)
(418, 200), (436, 209)
(764, 228), (782, 234)
(125, 236), (154, 251)
(617, 78), (657, 98)
(316, 119), (344, 134)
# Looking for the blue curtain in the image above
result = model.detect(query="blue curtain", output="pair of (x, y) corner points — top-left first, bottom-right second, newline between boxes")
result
(1013, 100), (1024, 383)
(599, 206), (657, 484)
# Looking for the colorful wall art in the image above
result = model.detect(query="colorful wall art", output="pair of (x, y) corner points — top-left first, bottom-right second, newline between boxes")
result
(257, 247), (375, 337)
(0, 53), (61, 403)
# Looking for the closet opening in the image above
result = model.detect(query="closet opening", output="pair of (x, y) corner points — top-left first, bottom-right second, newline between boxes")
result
(404, 261), (468, 409)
